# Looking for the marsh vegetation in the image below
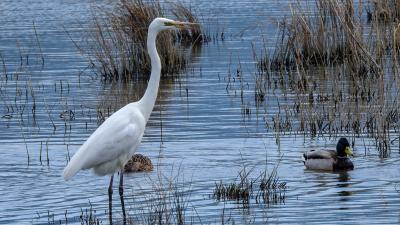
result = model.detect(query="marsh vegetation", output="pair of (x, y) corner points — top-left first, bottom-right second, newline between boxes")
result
(255, 0), (400, 156)
(1, 0), (400, 224)
(88, 0), (204, 81)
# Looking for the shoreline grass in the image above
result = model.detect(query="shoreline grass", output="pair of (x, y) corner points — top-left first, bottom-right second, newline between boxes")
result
(253, 0), (400, 154)
(88, 0), (205, 82)
(213, 164), (286, 208)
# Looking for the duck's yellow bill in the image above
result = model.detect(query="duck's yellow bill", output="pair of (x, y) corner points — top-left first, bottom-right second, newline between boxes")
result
(345, 146), (353, 156)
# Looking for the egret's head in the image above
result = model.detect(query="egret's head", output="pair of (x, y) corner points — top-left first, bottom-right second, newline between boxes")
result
(149, 17), (197, 32)
(336, 137), (353, 157)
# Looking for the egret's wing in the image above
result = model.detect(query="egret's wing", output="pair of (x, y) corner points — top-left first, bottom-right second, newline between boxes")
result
(81, 118), (143, 169)
(63, 106), (145, 180)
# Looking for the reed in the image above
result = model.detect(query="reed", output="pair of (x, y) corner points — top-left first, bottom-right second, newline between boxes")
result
(259, 0), (381, 77)
(213, 167), (253, 206)
(367, 0), (400, 22)
(256, 164), (286, 205)
(213, 164), (286, 207)
(254, 0), (400, 154)
(137, 179), (190, 224)
(79, 204), (101, 225)
(89, 0), (204, 82)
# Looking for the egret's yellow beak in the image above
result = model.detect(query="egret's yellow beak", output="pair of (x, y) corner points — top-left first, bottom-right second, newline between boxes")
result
(345, 146), (353, 156)
(165, 21), (198, 29)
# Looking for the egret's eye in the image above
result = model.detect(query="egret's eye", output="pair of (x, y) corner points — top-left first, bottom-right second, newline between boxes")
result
(164, 21), (175, 26)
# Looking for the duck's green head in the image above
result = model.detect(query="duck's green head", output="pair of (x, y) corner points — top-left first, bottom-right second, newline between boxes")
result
(337, 137), (353, 157)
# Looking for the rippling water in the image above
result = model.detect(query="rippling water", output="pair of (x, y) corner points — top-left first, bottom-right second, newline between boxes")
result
(1, 0), (400, 224)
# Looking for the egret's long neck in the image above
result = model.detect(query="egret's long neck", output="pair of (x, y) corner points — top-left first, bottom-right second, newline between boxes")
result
(139, 28), (161, 122)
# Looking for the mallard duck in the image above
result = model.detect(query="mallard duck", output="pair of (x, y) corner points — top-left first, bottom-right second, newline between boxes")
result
(302, 138), (354, 171)
(124, 154), (154, 173)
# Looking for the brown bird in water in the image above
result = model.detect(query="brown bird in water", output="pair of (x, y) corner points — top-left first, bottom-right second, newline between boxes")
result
(124, 154), (154, 173)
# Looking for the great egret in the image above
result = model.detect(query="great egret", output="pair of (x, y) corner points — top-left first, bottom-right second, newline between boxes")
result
(63, 18), (196, 224)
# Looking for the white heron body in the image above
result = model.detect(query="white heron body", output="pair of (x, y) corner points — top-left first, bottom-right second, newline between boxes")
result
(62, 18), (196, 224)
(62, 18), (184, 180)
(63, 103), (145, 178)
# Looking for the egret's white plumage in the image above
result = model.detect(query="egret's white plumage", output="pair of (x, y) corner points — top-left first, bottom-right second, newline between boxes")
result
(63, 103), (145, 179)
(63, 18), (193, 180)
(63, 94), (146, 179)
(62, 18), (196, 223)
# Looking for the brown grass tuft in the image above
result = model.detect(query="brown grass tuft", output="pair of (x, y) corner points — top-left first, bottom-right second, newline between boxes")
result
(89, 0), (204, 82)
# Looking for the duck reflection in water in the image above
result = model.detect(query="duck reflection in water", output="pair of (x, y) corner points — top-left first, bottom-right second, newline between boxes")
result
(336, 171), (353, 208)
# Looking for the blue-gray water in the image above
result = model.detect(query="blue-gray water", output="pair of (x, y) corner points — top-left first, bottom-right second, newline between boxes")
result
(0, 0), (400, 224)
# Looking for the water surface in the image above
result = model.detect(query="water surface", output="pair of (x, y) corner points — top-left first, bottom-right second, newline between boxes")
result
(0, 0), (399, 224)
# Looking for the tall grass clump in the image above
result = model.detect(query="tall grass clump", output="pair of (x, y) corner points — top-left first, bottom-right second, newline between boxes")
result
(137, 178), (191, 224)
(90, 0), (204, 82)
(259, 0), (381, 77)
(213, 167), (254, 206)
(256, 164), (287, 205)
(253, 0), (400, 154)
(213, 165), (287, 207)
(367, 0), (400, 22)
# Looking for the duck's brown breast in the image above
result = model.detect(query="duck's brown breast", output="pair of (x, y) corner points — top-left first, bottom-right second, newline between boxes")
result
(333, 158), (354, 170)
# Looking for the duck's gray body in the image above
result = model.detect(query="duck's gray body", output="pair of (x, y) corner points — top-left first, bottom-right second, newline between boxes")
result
(302, 149), (354, 171)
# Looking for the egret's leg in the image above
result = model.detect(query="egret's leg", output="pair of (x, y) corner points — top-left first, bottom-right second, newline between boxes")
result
(108, 174), (114, 225)
(119, 171), (127, 224)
